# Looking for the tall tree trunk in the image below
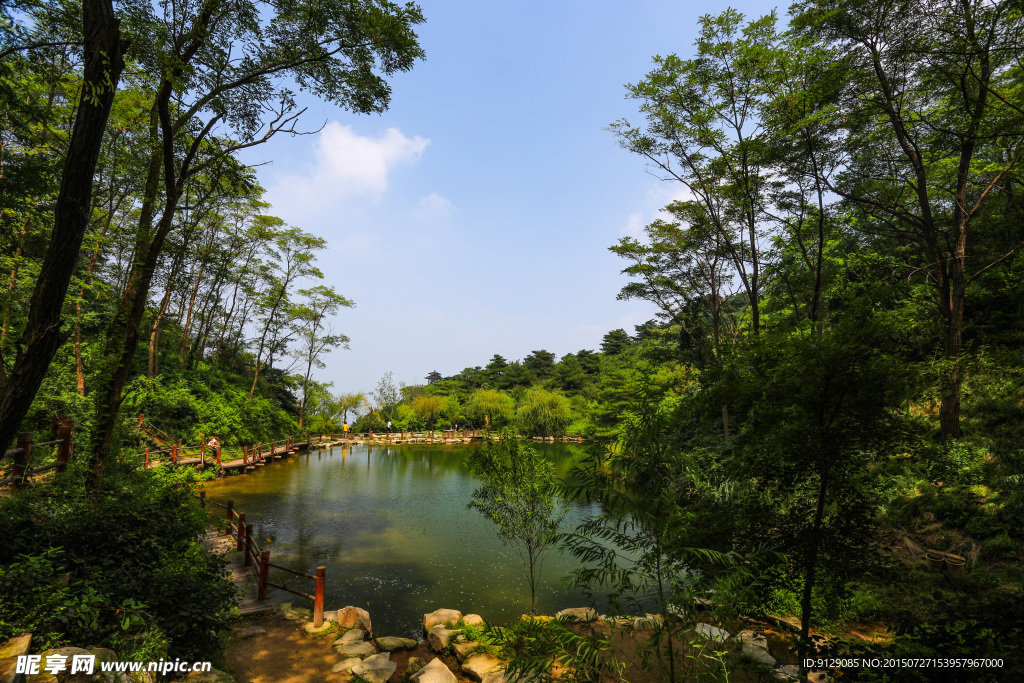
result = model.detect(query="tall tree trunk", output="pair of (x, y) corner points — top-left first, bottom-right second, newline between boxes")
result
(799, 468), (830, 659)
(0, 0), (125, 452)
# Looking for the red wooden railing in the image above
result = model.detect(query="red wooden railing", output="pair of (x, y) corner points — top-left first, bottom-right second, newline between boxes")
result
(199, 492), (326, 627)
(1, 418), (75, 487)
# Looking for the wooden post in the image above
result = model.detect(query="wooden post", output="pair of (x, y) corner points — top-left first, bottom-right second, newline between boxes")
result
(258, 551), (270, 600)
(199, 490), (206, 508)
(314, 566), (326, 628)
(216, 442), (222, 466)
(236, 513), (246, 551)
(243, 446), (248, 466)
(13, 432), (31, 488)
(172, 442), (178, 464)
(144, 448), (150, 469)
(57, 418), (73, 473)
(137, 413), (145, 428)
(258, 442), (262, 461)
(244, 524), (253, 566)
(226, 500), (234, 535)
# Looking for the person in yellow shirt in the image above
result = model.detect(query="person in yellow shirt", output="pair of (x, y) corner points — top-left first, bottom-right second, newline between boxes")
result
(342, 422), (349, 437)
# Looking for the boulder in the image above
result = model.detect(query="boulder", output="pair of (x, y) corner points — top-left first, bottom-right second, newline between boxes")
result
(427, 625), (460, 652)
(741, 642), (776, 666)
(453, 641), (480, 661)
(351, 653), (396, 683)
(775, 664), (799, 680)
(462, 614), (485, 627)
(694, 623), (730, 642)
(336, 606), (372, 635)
(461, 653), (504, 682)
(337, 628), (365, 643)
(735, 630), (768, 649)
(375, 636), (417, 652)
(481, 672), (508, 683)
(806, 671), (834, 683)
(333, 640), (376, 659)
(233, 626), (266, 639)
(423, 609), (462, 632)
(410, 657), (457, 683)
(331, 658), (362, 674)
(556, 607), (598, 622)
(406, 657), (428, 675)
(1, 634), (33, 683)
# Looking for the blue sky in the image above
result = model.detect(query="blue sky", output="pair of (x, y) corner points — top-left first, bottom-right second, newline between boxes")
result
(239, 0), (781, 396)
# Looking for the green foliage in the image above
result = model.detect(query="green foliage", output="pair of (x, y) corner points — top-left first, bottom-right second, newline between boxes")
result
(0, 462), (235, 660)
(516, 387), (572, 437)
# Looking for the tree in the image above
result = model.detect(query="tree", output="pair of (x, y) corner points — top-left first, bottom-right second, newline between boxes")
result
(516, 387), (572, 437)
(600, 329), (631, 356)
(523, 349), (556, 379)
(790, 0), (1024, 438)
(292, 285), (353, 429)
(336, 392), (366, 425)
(372, 371), (401, 424)
(466, 388), (515, 428)
(411, 394), (445, 429)
(0, 0), (127, 452)
(611, 10), (780, 336)
(86, 0), (426, 487)
(466, 437), (567, 615)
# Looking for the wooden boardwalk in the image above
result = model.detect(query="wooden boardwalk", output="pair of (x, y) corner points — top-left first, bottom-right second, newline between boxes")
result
(202, 530), (274, 615)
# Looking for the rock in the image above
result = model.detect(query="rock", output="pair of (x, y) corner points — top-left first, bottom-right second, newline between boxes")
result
(742, 642), (776, 666)
(1, 634), (33, 683)
(454, 634), (467, 644)
(806, 671), (833, 683)
(735, 630), (768, 649)
(770, 615), (801, 632)
(480, 673), (508, 683)
(375, 636), (417, 652)
(323, 610), (339, 622)
(302, 621), (334, 634)
(337, 628), (365, 642)
(427, 625), (460, 652)
(351, 653), (396, 683)
(87, 648), (117, 667)
(694, 623), (730, 642)
(331, 658), (362, 674)
(336, 606), (373, 635)
(463, 614), (485, 627)
(461, 653), (504, 682)
(410, 657), (457, 683)
(233, 626), (266, 639)
(182, 670), (235, 683)
(278, 602), (292, 612)
(406, 657), (428, 675)
(282, 606), (311, 622)
(423, 609), (462, 632)
(556, 607), (598, 622)
(775, 664), (799, 680)
(332, 640), (376, 659)
(453, 641), (480, 661)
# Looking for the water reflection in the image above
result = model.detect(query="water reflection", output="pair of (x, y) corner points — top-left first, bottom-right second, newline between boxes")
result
(201, 442), (604, 636)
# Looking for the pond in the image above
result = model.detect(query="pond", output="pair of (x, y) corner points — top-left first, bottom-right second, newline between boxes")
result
(200, 441), (610, 637)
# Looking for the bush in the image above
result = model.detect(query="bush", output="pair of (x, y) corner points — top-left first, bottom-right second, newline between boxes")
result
(0, 461), (235, 660)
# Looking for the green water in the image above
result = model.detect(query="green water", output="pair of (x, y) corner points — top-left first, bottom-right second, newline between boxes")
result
(200, 442), (606, 637)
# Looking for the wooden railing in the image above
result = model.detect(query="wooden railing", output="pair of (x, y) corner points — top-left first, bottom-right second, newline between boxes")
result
(199, 491), (326, 627)
(141, 435), (302, 470)
(0, 419), (76, 487)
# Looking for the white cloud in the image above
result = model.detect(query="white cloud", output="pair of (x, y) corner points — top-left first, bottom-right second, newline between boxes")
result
(619, 183), (694, 239)
(413, 192), (458, 220)
(267, 123), (430, 219)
